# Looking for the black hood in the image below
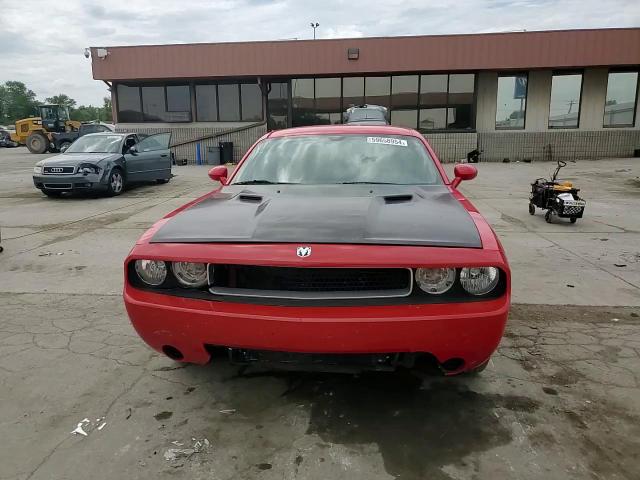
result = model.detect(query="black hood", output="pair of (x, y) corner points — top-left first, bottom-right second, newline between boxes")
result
(151, 185), (481, 248)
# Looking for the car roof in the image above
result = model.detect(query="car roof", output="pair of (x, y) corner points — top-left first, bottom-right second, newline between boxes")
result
(267, 124), (422, 139)
(82, 132), (130, 137)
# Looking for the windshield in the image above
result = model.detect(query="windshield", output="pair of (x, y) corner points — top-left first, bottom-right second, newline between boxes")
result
(232, 134), (442, 185)
(65, 135), (123, 154)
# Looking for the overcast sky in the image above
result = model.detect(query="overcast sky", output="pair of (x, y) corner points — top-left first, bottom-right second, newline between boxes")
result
(1, 0), (638, 106)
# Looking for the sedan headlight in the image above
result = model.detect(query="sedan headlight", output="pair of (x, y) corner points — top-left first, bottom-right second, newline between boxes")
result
(415, 267), (456, 294)
(460, 267), (500, 296)
(79, 163), (100, 175)
(135, 260), (167, 286)
(33, 166), (43, 174)
(172, 262), (208, 288)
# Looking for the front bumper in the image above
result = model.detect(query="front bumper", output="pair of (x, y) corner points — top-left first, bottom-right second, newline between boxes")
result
(33, 173), (106, 192)
(124, 283), (509, 372)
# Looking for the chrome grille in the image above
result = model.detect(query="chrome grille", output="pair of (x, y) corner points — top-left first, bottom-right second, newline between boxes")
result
(43, 166), (75, 175)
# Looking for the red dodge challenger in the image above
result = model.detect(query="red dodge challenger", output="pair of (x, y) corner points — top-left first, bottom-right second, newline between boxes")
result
(124, 125), (510, 375)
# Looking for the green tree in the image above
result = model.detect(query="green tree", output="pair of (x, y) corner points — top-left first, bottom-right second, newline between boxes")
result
(0, 81), (39, 125)
(102, 96), (113, 122)
(71, 105), (101, 122)
(44, 93), (77, 110)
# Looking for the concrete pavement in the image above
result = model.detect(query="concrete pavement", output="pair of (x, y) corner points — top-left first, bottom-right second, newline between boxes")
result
(1, 147), (639, 479)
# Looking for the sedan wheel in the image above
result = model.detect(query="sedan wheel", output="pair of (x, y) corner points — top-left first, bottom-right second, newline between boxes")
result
(107, 169), (124, 196)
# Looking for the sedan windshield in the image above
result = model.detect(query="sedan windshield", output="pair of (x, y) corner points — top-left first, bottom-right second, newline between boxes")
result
(65, 135), (122, 154)
(232, 135), (442, 185)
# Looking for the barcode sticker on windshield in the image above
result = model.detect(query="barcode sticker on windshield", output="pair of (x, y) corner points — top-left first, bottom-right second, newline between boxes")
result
(367, 137), (407, 147)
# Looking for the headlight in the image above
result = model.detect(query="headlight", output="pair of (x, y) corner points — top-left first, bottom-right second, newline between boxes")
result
(79, 164), (100, 175)
(415, 267), (456, 294)
(460, 267), (500, 296)
(33, 166), (42, 174)
(134, 260), (167, 286)
(172, 262), (208, 288)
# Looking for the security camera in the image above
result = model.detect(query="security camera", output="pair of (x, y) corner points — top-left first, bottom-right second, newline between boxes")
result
(84, 48), (90, 59)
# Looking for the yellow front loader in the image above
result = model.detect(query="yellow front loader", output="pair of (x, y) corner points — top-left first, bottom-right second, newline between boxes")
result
(10, 105), (81, 154)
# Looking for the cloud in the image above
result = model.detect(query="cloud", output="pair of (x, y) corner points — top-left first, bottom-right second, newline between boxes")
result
(0, 0), (638, 105)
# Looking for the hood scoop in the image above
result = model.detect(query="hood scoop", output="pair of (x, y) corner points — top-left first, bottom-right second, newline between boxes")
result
(383, 194), (413, 204)
(238, 193), (263, 203)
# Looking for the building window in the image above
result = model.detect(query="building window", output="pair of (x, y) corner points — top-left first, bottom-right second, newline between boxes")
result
(315, 77), (341, 123)
(267, 82), (289, 130)
(241, 83), (263, 122)
(291, 78), (315, 127)
(138, 85), (191, 122)
(166, 85), (190, 112)
(604, 71), (638, 128)
(343, 77), (364, 108)
(420, 75), (448, 105)
(116, 84), (142, 123)
(390, 109), (418, 128)
(391, 75), (418, 109)
(141, 86), (165, 122)
(195, 84), (218, 122)
(218, 84), (241, 121)
(496, 74), (527, 129)
(549, 73), (582, 128)
(419, 108), (447, 130)
(365, 76), (391, 108)
(418, 74), (475, 131)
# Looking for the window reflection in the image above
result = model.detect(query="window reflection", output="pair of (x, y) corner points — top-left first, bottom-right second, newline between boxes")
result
(267, 82), (289, 130)
(117, 84), (142, 123)
(390, 109), (418, 128)
(549, 73), (582, 128)
(343, 77), (364, 108)
(166, 86), (190, 113)
(420, 75), (448, 106)
(196, 85), (217, 122)
(419, 108), (447, 130)
(241, 83), (263, 121)
(604, 71), (638, 127)
(292, 78), (315, 126)
(232, 135), (442, 185)
(218, 84), (241, 121)
(365, 77), (391, 108)
(448, 74), (475, 105)
(391, 76), (418, 109)
(315, 78), (341, 112)
(496, 75), (527, 129)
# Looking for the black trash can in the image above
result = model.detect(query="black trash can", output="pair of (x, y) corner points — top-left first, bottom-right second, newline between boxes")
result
(219, 142), (234, 164)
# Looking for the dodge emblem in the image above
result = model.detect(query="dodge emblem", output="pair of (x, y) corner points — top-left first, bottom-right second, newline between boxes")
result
(296, 246), (311, 258)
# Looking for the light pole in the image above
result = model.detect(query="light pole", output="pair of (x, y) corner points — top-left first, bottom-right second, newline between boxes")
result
(310, 22), (319, 39)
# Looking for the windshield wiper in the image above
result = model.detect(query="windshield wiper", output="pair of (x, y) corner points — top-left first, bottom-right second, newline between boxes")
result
(340, 181), (396, 184)
(233, 180), (297, 185)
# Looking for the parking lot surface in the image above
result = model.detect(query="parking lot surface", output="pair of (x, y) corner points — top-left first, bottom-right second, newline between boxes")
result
(1, 147), (639, 479)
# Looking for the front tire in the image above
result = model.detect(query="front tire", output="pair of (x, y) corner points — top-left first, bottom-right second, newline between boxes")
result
(156, 178), (170, 184)
(528, 203), (535, 215)
(570, 217), (577, 224)
(26, 133), (49, 154)
(545, 210), (552, 223)
(106, 169), (125, 196)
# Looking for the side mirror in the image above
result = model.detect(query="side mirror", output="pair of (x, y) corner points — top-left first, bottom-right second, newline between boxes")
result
(128, 145), (137, 155)
(208, 165), (228, 185)
(451, 164), (477, 189)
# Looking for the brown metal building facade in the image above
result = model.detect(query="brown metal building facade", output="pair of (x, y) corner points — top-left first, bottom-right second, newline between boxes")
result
(91, 28), (640, 163)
